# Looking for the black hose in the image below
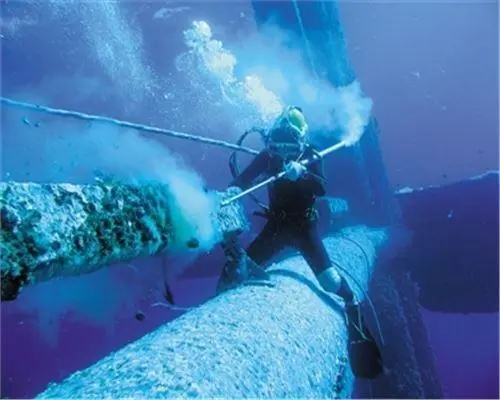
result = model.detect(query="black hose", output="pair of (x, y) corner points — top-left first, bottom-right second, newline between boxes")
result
(229, 129), (269, 212)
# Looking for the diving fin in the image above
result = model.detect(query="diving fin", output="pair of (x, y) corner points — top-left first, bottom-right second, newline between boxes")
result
(217, 253), (275, 294)
(242, 258), (275, 287)
(217, 233), (275, 294)
(345, 303), (384, 380)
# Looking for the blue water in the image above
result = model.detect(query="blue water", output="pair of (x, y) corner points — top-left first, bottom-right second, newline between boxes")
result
(1, 1), (498, 398)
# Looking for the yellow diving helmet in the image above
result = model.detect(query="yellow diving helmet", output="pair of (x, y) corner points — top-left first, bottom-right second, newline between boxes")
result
(267, 105), (309, 156)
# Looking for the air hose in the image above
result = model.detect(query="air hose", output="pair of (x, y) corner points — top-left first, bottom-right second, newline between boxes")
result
(229, 128), (269, 212)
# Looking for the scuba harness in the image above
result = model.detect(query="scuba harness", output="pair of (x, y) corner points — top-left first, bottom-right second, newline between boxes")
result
(229, 127), (270, 214)
(228, 105), (312, 217)
(228, 125), (319, 223)
(228, 127), (316, 222)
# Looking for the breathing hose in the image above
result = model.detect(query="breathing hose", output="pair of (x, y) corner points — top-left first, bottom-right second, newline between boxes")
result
(229, 128), (269, 212)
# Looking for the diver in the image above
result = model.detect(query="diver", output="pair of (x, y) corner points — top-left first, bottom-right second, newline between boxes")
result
(219, 105), (384, 380)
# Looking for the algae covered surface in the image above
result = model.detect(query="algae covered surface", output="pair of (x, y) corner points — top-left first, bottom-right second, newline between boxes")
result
(0, 181), (175, 299)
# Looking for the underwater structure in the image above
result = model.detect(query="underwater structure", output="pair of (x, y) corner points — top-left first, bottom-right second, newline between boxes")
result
(395, 171), (499, 315)
(250, 2), (441, 397)
(36, 225), (387, 398)
(1, 1), (498, 399)
(0, 181), (246, 301)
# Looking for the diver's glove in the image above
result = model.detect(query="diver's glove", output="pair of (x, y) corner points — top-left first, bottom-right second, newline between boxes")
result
(224, 185), (243, 196)
(284, 161), (307, 181)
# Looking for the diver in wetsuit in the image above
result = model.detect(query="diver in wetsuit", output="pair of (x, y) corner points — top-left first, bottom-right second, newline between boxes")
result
(231, 107), (333, 282)
(222, 105), (384, 380)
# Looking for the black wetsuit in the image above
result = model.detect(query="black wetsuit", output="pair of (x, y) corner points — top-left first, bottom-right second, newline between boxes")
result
(229, 145), (384, 380)
(231, 146), (332, 276)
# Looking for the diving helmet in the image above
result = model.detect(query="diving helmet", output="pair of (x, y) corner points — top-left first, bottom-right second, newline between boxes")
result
(267, 105), (309, 157)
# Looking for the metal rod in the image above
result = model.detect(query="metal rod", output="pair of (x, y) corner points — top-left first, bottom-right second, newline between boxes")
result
(221, 141), (347, 206)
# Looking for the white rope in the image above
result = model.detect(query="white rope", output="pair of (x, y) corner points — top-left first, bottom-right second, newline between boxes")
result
(1, 97), (259, 155)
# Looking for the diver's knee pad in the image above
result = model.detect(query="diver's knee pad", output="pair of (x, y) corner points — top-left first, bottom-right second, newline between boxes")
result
(316, 267), (342, 294)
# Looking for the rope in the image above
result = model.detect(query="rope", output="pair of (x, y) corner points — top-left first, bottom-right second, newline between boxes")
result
(325, 232), (386, 346)
(0, 97), (259, 156)
(333, 260), (385, 346)
(292, 0), (320, 82)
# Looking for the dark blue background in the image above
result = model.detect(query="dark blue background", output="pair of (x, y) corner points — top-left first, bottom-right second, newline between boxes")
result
(1, 1), (498, 398)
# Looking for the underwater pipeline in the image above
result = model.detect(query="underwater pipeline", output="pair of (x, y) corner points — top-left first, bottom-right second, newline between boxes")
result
(36, 225), (388, 399)
(0, 96), (260, 301)
(0, 182), (247, 301)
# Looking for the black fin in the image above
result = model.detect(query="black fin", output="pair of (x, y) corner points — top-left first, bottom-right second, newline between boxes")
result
(217, 253), (275, 293)
(348, 335), (384, 379)
(346, 304), (384, 379)
(246, 258), (274, 285)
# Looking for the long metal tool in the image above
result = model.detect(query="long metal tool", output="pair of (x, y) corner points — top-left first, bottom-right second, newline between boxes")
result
(221, 141), (347, 206)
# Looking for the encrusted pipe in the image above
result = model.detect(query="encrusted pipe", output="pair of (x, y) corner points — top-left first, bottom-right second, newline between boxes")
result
(36, 225), (388, 399)
(0, 182), (247, 301)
